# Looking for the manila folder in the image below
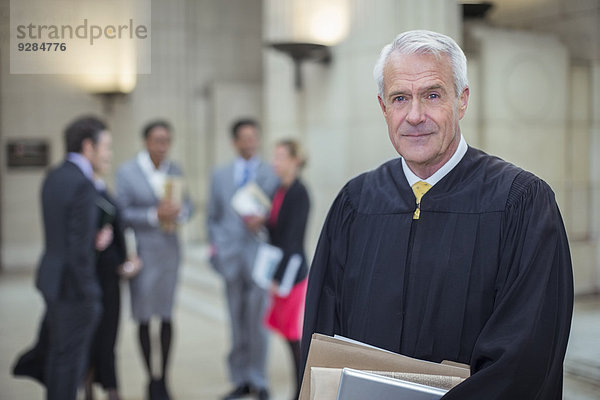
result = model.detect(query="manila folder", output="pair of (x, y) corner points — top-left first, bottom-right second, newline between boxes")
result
(299, 334), (470, 400)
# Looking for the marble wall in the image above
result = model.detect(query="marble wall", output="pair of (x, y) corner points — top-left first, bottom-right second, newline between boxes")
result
(592, 62), (600, 290)
(1, 0), (598, 294)
(466, 26), (598, 293)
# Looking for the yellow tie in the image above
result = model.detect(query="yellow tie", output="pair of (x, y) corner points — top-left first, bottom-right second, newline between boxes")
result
(412, 181), (432, 220)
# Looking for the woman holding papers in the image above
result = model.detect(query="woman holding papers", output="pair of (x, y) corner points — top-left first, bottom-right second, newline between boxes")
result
(87, 131), (142, 400)
(265, 139), (311, 400)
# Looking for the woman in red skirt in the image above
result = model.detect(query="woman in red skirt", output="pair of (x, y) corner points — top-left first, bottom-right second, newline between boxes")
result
(265, 139), (310, 399)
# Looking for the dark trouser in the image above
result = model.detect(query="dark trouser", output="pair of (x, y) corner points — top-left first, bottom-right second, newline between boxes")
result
(90, 274), (120, 389)
(45, 298), (102, 400)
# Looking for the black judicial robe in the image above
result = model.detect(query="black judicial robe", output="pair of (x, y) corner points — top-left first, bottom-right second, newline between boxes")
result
(301, 146), (573, 399)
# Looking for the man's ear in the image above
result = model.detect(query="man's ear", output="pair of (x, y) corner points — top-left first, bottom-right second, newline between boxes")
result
(458, 87), (469, 120)
(378, 95), (388, 117)
(81, 137), (95, 159)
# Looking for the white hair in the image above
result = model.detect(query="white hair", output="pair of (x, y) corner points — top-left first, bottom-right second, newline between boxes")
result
(373, 30), (468, 99)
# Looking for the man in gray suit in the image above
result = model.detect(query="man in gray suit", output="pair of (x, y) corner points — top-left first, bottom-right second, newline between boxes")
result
(207, 118), (279, 400)
(116, 120), (193, 400)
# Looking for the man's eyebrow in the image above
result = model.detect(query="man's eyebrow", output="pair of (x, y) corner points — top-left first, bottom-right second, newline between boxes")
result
(420, 84), (446, 94)
(387, 84), (447, 99)
(387, 90), (409, 99)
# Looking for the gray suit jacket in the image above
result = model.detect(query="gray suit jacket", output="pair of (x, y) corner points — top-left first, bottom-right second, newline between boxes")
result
(207, 159), (278, 281)
(115, 158), (193, 268)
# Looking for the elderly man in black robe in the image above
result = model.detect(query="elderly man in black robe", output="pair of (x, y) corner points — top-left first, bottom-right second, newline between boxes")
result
(301, 30), (573, 399)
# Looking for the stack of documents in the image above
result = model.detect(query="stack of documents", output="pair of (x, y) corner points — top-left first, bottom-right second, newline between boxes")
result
(231, 182), (271, 217)
(300, 334), (470, 400)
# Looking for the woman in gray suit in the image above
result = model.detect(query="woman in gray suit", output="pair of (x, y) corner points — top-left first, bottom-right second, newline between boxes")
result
(116, 121), (193, 400)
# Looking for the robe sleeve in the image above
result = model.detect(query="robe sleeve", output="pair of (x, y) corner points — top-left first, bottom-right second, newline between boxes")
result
(443, 172), (574, 399)
(300, 185), (356, 376)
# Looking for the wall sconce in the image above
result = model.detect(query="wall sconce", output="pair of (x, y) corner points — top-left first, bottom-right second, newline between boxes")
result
(83, 72), (136, 94)
(264, 0), (349, 90)
(76, 69), (136, 114)
(64, 2), (146, 114)
(86, 71), (136, 113)
(73, 43), (138, 114)
(461, 1), (494, 19)
(268, 42), (331, 90)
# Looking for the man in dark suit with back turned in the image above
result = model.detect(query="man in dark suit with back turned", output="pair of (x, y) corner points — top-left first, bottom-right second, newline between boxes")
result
(35, 116), (108, 400)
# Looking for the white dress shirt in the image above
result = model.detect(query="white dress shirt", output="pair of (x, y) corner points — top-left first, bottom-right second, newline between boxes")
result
(137, 151), (172, 226)
(402, 134), (468, 188)
(234, 156), (260, 187)
(137, 151), (171, 199)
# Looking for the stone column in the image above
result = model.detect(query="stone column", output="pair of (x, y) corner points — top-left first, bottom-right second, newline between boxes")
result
(592, 62), (600, 289)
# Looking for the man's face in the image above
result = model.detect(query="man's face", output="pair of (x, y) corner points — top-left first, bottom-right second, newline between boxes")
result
(233, 124), (259, 160)
(145, 126), (171, 166)
(378, 52), (469, 177)
(90, 131), (112, 176)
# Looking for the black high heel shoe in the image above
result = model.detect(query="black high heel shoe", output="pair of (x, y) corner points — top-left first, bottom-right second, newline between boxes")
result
(158, 377), (171, 400)
(148, 379), (162, 400)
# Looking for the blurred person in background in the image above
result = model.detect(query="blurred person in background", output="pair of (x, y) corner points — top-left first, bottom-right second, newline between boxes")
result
(207, 118), (278, 400)
(116, 120), (193, 400)
(13, 116), (108, 400)
(85, 129), (142, 400)
(264, 139), (310, 400)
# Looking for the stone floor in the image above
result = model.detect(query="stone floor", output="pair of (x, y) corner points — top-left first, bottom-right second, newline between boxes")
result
(1, 245), (599, 399)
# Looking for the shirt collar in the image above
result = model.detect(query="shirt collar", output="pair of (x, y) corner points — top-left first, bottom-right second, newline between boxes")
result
(67, 152), (94, 181)
(234, 156), (260, 182)
(94, 178), (106, 191)
(235, 156), (259, 169)
(402, 134), (468, 187)
(137, 150), (170, 174)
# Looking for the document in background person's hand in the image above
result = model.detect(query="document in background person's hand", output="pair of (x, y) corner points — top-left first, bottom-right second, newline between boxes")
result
(231, 182), (271, 217)
(252, 248), (303, 296)
(252, 243), (283, 289)
(164, 176), (184, 205)
(120, 228), (142, 279)
(96, 196), (116, 228)
(162, 176), (184, 232)
(124, 228), (138, 258)
(277, 253), (302, 297)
